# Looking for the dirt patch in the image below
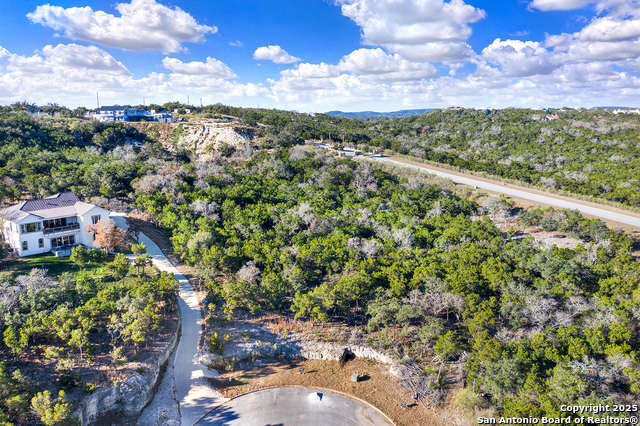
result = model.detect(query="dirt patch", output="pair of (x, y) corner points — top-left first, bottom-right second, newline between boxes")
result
(212, 357), (455, 426)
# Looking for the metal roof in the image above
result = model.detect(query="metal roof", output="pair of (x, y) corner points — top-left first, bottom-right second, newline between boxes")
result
(100, 105), (126, 112)
(21, 192), (80, 212)
(4, 193), (104, 222)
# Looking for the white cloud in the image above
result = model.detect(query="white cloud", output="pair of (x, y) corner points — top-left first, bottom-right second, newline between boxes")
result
(6, 44), (130, 77)
(337, 0), (486, 62)
(27, 0), (216, 53)
(281, 63), (340, 79)
(529, 0), (593, 11)
(579, 16), (640, 41)
(482, 39), (558, 77)
(262, 37), (640, 111)
(0, 44), (263, 106)
(338, 48), (438, 80)
(162, 57), (236, 78)
(230, 41), (243, 47)
(0, 47), (10, 63)
(0, 44), (134, 102)
(530, 0), (640, 16)
(542, 16), (640, 63)
(253, 45), (300, 64)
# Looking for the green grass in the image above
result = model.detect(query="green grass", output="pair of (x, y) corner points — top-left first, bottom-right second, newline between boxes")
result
(3, 253), (115, 279)
(2, 252), (161, 282)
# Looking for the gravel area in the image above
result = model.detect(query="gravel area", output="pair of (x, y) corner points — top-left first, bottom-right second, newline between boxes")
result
(136, 352), (180, 426)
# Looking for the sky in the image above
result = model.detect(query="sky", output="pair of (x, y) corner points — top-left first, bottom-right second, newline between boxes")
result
(1, 0), (640, 111)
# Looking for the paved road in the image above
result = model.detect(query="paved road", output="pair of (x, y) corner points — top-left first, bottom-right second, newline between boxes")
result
(110, 214), (227, 426)
(373, 157), (640, 229)
(197, 387), (394, 426)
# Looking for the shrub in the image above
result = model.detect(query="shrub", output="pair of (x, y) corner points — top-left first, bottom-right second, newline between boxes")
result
(208, 333), (223, 355)
(456, 388), (489, 409)
(31, 391), (78, 426)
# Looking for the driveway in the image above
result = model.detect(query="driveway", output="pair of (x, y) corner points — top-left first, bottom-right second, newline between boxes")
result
(197, 387), (394, 426)
(110, 213), (227, 426)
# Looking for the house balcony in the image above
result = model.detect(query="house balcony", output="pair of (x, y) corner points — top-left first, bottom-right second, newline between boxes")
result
(42, 223), (80, 235)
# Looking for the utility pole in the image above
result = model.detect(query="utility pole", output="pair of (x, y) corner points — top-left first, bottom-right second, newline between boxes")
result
(96, 93), (100, 109)
(200, 98), (203, 108)
(187, 95), (190, 106)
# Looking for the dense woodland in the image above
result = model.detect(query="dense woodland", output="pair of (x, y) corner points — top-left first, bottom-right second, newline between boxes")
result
(203, 104), (640, 208)
(0, 104), (639, 423)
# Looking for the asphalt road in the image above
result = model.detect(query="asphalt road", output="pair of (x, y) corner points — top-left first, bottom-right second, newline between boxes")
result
(373, 157), (640, 229)
(110, 214), (227, 426)
(197, 387), (394, 426)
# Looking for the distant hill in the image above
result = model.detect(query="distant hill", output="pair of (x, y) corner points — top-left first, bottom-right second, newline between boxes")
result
(591, 106), (638, 110)
(325, 109), (434, 118)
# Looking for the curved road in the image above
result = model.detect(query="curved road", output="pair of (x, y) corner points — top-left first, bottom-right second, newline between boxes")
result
(110, 213), (227, 426)
(197, 387), (394, 426)
(372, 157), (640, 229)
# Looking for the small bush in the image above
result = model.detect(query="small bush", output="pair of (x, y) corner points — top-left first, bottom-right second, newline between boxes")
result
(456, 388), (489, 409)
(58, 370), (81, 390)
(208, 333), (223, 355)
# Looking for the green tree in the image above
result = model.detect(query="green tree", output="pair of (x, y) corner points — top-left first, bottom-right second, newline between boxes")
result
(134, 254), (152, 276)
(70, 246), (89, 272)
(107, 253), (131, 283)
(31, 391), (76, 426)
(131, 242), (147, 256)
(435, 331), (463, 361)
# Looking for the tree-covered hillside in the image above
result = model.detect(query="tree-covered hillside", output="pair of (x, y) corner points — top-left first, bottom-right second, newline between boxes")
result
(196, 105), (640, 208)
(0, 104), (638, 423)
(134, 143), (639, 418)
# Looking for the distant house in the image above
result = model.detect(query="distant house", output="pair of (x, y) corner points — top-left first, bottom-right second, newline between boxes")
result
(87, 105), (173, 123)
(23, 106), (49, 116)
(612, 109), (640, 115)
(2, 192), (110, 257)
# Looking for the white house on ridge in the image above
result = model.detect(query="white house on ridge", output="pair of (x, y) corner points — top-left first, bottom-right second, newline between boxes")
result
(2, 192), (111, 257)
(85, 105), (173, 123)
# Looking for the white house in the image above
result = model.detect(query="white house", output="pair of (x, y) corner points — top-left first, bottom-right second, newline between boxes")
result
(2, 192), (111, 257)
(86, 105), (173, 123)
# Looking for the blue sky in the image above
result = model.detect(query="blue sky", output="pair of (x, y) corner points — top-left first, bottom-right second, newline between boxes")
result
(1, 0), (639, 111)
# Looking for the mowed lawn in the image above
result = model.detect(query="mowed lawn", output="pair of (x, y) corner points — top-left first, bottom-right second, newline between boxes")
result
(2, 252), (116, 278)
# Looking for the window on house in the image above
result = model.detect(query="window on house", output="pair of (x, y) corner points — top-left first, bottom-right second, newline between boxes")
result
(22, 241), (27, 251)
(51, 235), (75, 248)
(91, 215), (101, 224)
(43, 218), (68, 229)
(20, 222), (41, 234)
(39, 238), (44, 248)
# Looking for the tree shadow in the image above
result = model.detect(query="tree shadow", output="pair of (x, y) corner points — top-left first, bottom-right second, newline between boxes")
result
(196, 404), (240, 425)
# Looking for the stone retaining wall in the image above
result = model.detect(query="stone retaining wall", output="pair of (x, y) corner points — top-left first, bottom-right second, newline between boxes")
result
(73, 314), (181, 426)
(200, 334), (397, 375)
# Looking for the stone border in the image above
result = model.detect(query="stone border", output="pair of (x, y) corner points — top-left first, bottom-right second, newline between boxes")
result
(73, 310), (181, 426)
